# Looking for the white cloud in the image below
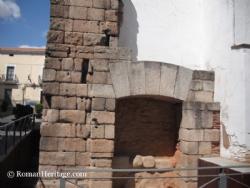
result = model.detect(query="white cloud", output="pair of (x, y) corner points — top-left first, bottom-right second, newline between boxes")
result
(0, 0), (21, 19)
(19, 45), (45, 49)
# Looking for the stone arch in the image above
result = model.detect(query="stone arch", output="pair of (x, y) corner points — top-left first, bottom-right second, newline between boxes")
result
(109, 61), (193, 101)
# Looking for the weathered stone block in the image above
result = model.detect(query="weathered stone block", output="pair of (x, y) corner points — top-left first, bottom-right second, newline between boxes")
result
(204, 129), (220, 141)
(51, 96), (61, 109)
(93, 0), (110, 9)
(56, 71), (71, 82)
(69, 6), (87, 19)
(181, 109), (213, 129)
(60, 83), (76, 96)
(40, 123), (76, 137)
(129, 61), (145, 95)
(50, 18), (64, 31)
(85, 98), (92, 112)
(91, 125), (105, 138)
(109, 62), (130, 98)
(77, 97), (86, 110)
(180, 141), (198, 154)
(76, 124), (90, 138)
(66, 0), (92, 7)
(84, 33), (106, 46)
(45, 58), (61, 70)
(93, 72), (108, 84)
(89, 84), (115, 98)
(65, 32), (83, 45)
(40, 137), (58, 151)
(155, 157), (174, 168)
(47, 109), (59, 123)
(105, 125), (114, 139)
(179, 128), (204, 141)
(90, 152), (113, 158)
(133, 155), (143, 168)
(193, 91), (214, 102)
(199, 142), (212, 154)
(91, 111), (115, 124)
(73, 20), (100, 33)
(91, 59), (109, 71)
(109, 37), (118, 47)
(91, 159), (112, 168)
(76, 84), (88, 97)
(100, 21), (118, 35)
(142, 156), (155, 168)
(47, 31), (64, 43)
(39, 152), (75, 165)
(60, 96), (76, 110)
(89, 181), (112, 188)
(193, 70), (214, 81)
(50, 5), (68, 18)
(105, 98), (115, 111)
(89, 139), (114, 153)
(105, 10), (118, 21)
(43, 83), (59, 95)
(62, 58), (74, 70)
(111, 0), (119, 9)
(74, 58), (83, 71)
(76, 152), (91, 166)
(60, 110), (86, 123)
(92, 98), (105, 111)
(43, 69), (56, 81)
(58, 138), (86, 152)
(174, 66), (193, 100)
(71, 72), (82, 83)
(145, 61), (161, 95)
(87, 8), (105, 21)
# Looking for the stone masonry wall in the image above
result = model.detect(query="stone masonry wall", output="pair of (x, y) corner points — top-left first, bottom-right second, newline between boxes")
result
(38, 0), (130, 187)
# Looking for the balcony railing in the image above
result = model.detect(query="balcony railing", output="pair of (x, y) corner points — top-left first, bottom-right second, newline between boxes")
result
(0, 74), (19, 84)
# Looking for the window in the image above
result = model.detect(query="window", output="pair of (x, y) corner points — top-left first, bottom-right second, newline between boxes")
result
(6, 66), (15, 80)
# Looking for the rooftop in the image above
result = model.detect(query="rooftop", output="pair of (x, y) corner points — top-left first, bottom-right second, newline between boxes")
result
(0, 47), (45, 55)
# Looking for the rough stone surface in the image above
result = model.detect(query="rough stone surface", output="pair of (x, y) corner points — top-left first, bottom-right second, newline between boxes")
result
(174, 67), (193, 100)
(58, 138), (86, 152)
(76, 152), (91, 166)
(91, 125), (105, 138)
(76, 84), (88, 97)
(89, 139), (114, 153)
(142, 156), (155, 168)
(105, 125), (114, 139)
(105, 98), (115, 111)
(60, 110), (86, 123)
(89, 84), (115, 98)
(40, 152), (75, 165)
(91, 111), (115, 124)
(129, 61), (145, 95)
(145, 61), (161, 95)
(92, 98), (105, 111)
(160, 63), (178, 97)
(41, 123), (76, 137)
(109, 62), (130, 98)
(40, 137), (58, 151)
(60, 83), (76, 96)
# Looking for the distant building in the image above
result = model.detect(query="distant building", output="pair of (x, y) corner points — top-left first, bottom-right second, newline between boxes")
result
(0, 47), (45, 107)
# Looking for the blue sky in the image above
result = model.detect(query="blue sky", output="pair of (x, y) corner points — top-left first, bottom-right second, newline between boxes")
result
(0, 0), (49, 48)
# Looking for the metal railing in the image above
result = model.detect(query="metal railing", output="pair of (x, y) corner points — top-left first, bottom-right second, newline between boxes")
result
(0, 74), (19, 84)
(57, 165), (250, 188)
(0, 114), (35, 158)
